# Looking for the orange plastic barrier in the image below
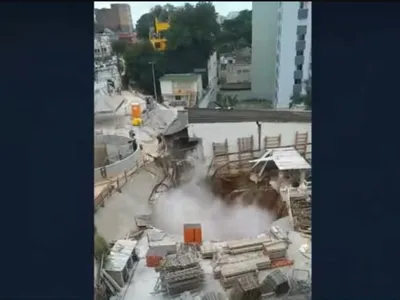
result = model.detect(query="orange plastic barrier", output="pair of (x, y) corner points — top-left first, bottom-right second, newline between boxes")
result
(183, 223), (202, 244)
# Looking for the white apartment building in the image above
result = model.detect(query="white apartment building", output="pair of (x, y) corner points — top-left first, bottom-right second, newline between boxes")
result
(251, 2), (312, 108)
(94, 34), (112, 59)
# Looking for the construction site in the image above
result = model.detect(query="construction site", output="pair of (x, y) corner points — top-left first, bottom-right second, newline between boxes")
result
(94, 86), (312, 300)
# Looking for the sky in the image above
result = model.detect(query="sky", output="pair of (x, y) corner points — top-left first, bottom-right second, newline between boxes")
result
(94, 1), (252, 24)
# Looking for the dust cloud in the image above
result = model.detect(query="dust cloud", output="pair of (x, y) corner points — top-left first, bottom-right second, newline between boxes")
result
(152, 161), (275, 241)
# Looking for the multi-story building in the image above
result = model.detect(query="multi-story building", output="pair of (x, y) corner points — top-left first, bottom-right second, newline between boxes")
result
(95, 4), (133, 33)
(94, 34), (112, 59)
(251, 2), (312, 108)
(160, 74), (203, 108)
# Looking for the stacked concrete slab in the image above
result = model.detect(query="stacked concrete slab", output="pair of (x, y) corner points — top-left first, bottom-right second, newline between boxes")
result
(263, 240), (288, 261)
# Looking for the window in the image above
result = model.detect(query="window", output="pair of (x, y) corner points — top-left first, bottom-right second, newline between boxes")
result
(175, 95), (181, 100)
(237, 70), (242, 74)
(220, 64), (227, 71)
(300, 1), (307, 9)
(298, 34), (305, 41)
(277, 40), (281, 52)
(277, 25), (282, 37)
(242, 69), (249, 73)
(296, 50), (304, 56)
(154, 42), (161, 49)
(296, 64), (303, 71)
(294, 79), (302, 85)
(276, 53), (280, 66)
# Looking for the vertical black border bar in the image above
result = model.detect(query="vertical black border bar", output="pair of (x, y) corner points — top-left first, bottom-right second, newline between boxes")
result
(0, 2), (93, 299)
(313, 3), (400, 299)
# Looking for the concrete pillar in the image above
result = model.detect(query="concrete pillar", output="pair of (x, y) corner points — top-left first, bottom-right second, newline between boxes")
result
(276, 171), (285, 191)
(299, 170), (306, 184)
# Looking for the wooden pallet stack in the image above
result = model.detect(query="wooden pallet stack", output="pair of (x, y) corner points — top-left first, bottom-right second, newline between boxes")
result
(159, 252), (205, 297)
(230, 273), (261, 300)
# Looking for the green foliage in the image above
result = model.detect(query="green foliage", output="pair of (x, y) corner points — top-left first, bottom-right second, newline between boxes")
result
(165, 2), (219, 58)
(123, 41), (166, 94)
(216, 10), (252, 52)
(111, 40), (128, 56)
(214, 94), (239, 108)
(136, 4), (176, 39)
(94, 228), (109, 261)
(290, 77), (312, 110)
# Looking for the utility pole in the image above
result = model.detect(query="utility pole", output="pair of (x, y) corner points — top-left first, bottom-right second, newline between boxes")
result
(149, 61), (158, 103)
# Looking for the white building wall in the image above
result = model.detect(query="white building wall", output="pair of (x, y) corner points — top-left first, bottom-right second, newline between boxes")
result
(251, 2), (279, 101)
(276, 2), (298, 108)
(252, 2), (312, 108)
(94, 34), (112, 58)
(188, 122), (311, 162)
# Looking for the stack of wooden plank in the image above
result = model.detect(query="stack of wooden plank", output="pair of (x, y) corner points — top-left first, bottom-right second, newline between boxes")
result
(230, 273), (261, 300)
(263, 241), (287, 261)
(226, 237), (272, 254)
(220, 261), (258, 289)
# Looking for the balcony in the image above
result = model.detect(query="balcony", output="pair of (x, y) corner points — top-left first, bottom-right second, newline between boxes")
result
(296, 41), (306, 51)
(294, 70), (303, 80)
(298, 9), (309, 20)
(295, 55), (305, 65)
(293, 84), (302, 95)
(297, 25), (307, 36)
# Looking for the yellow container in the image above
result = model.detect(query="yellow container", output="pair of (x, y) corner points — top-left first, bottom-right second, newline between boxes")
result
(132, 118), (142, 126)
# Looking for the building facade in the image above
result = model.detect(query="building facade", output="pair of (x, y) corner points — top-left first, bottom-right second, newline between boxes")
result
(251, 2), (312, 108)
(94, 34), (112, 59)
(95, 4), (133, 33)
(160, 74), (203, 108)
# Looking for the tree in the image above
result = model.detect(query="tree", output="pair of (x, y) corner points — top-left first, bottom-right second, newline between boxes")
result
(136, 4), (176, 39)
(111, 40), (128, 56)
(214, 94), (238, 108)
(290, 77), (312, 110)
(217, 9), (252, 51)
(165, 2), (219, 56)
(123, 41), (166, 95)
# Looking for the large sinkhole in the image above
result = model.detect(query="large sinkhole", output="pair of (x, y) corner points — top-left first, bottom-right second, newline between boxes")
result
(151, 158), (288, 241)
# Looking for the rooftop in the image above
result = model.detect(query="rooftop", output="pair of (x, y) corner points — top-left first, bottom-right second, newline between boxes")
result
(159, 73), (201, 82)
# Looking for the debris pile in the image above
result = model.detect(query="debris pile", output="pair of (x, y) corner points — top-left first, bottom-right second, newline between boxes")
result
(290, 195), (311, 234)
(230, 273), (261, 300)
(158, 252), (205, 297)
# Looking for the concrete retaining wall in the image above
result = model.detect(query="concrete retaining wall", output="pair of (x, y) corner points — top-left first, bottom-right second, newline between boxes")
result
(94, 148), (141, 182)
